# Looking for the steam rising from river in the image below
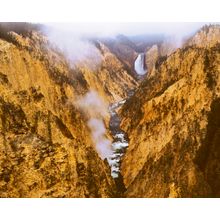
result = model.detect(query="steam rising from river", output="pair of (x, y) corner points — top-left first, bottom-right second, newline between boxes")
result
(75, 91), (112, 159)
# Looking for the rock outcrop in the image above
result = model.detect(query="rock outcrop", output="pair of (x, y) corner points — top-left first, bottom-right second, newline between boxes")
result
(0, 25), (130, 197)
(145, 44), (159, 73)
(185, 24), (220, 48)
(120, 25), (220, 198)
(100, 36), (138, 77)
(78, 41), (138, 103)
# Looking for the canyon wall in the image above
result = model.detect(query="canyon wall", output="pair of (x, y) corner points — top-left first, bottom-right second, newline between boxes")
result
(1, 23), (220, 198)
(0, 26), (137, 197)
(120, 25), (220, 197)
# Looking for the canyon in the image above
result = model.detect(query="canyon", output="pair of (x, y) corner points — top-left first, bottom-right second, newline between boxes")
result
(0, 23), (220, 198)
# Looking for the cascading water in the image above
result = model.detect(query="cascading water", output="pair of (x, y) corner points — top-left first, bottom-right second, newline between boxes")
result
(134, 53), (147, 75)
(107, 90), (135, 193)
(105, 55), (146, 192)
(108, 99), (128, 179)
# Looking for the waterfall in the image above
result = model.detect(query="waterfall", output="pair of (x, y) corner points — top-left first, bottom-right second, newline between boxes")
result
(134, 53), (147, 75)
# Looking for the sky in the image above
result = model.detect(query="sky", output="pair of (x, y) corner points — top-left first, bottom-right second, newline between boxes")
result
(44, 22), (211, 38)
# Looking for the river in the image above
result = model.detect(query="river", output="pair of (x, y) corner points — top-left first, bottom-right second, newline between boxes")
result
(107, 90), (135, 194)
(106, 53), (146, 193)
(107, 99), (128, 179)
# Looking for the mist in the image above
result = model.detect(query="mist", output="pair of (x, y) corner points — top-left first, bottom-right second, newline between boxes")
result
(75, 90), (112, 159)
(44, 22), (209, 38)
(42, 22), (211, 66)
(43, 24), (102, 67)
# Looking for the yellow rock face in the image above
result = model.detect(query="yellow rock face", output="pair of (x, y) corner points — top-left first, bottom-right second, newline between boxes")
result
(186, 24), (220, 48)
(120, 37), (220, 197)
(2, 23), (220, 198)
(0, 31), (125, 197)
(77, 42), (138, 103)
(145, 44), (159, 74)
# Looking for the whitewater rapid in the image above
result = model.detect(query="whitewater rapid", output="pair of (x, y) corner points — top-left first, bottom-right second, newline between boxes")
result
(107, 99), (128, 178)
(107, 89), (135, 179)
